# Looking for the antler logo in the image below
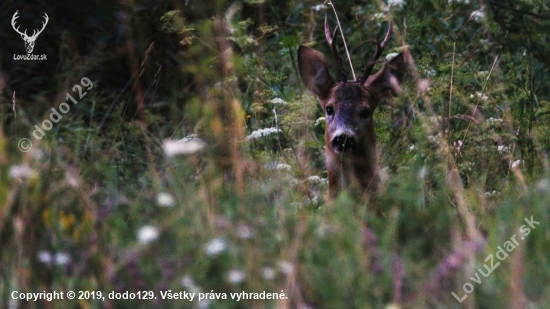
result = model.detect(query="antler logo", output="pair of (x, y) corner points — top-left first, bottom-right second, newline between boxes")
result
(11, 11), (49, 54)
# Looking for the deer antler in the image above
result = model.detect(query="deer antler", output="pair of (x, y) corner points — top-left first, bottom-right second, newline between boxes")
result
(11, 11), (28, 37)
(325, 14), (347, 83)
(357, 21), (393, 84)
(30, 13), (49, 39)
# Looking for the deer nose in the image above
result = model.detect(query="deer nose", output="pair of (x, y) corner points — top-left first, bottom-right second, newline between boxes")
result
(332, 134), (356, 153)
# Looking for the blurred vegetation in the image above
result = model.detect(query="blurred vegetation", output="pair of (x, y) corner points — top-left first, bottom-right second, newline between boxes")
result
(0, 0), (549, 308)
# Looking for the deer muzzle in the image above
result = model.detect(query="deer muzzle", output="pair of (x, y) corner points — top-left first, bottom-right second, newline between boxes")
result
(331, 131), (357, 153)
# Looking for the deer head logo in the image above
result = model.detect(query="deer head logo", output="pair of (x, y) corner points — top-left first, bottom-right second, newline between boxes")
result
(11, 11), (49, 54)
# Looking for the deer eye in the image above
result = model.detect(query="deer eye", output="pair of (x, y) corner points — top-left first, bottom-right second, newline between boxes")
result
(326, 106), (334, 116)
(359, 108), (371, 119)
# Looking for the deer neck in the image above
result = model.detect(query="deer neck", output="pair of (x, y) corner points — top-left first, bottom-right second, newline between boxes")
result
(325, 142), (379, 198)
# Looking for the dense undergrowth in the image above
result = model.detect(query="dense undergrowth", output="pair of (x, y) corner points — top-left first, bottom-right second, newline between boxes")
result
(1, 0), (549, 308)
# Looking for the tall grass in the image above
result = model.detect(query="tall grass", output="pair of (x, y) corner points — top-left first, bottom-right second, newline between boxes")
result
(1, 0), (549, 308)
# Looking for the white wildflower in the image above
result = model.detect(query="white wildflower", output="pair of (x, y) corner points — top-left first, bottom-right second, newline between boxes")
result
(9, 165), (33, 179)
(303, 195), (320, 206)
(245, 127), (280, 141)
(497, 145), (509, 154)
(476, 71), (489, 78)
(428, 116), (442, 126)
(486, 117), (503, 125)
(31, 149), (46, 161)
(204, 238), (227, 257)
(65, 168), (81, 188)
(278, 261), (294, 275)
(312, 4), (327, 11)
(426, 69), (436, 77)
(181, 276), (196, 289)
(470, 9), (485, 22)
(306, 176), (321, 183)
(379, 166), (390, 184)
(385, 52), (400, 61)
(409, 144), (415, 151)
(180, 275), (202, 294)
(418, 167), (427, 181)
(388, 0), (406, 8)
(428, 135), (441, 148)
(464, 161), (475, 171)
(270, 98), (287, 105)
(264, 161), (280, 170)
(37, 251), (71, 265)
(315, 225), (330, 238)
(237, 224), (254, 239)
(156, 192), (175, 207)
(454, 140), (463, 150)
(163, 135), (205, 156)
(306, 176), (327, 186)
(311, 195), (319, 205)
(54, 252), (71, 265)
(245, 37), (257, 45)
(315, 117), (326, 126)
(386, 304), (402, 309)
(453, 140), (463, 156)
(290, 178), (300, 186)
(511, 160), (522, 169)
(37, 250), (53, 264)
(227, 269), (245, 284)
(137, 225), (159, 244)
(417, 79), (431, 94)
(536, 179), (549, 193)
(198, 299), (211, 309)
(478, 93), (489, 102)
(470, 91), (488, 102)
(261, 267), (276, 280)
(373, 12), (386, 21)
(276, 163), (291, 171)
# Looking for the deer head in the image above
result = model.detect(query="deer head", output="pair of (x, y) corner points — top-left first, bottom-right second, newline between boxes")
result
(12, 11), (49, 54)
(298, 17), (406, 198)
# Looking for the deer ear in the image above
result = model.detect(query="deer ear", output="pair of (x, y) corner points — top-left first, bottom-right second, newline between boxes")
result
(365, 53), (406, 100)
(298, 46), (335, 100)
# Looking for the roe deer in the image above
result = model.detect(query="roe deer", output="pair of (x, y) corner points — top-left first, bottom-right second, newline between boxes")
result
(298, 17), (406, 198)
